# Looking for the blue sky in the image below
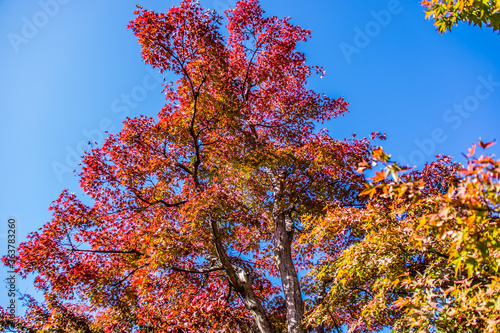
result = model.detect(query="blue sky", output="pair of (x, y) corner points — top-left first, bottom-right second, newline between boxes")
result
(1, 0), (499, 326)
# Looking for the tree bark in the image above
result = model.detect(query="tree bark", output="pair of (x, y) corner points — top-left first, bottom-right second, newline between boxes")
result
(264, 167), (305, 333)
(274, 212), (305, 333)
(209, 216), (275, 333)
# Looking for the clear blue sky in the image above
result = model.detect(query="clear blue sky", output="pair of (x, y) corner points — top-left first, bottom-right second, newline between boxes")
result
(1, 0), (499, 327)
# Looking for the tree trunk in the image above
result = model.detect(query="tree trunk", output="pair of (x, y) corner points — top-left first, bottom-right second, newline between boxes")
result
(209, 215), (275, 333)
(264, 168), (306, 333)
(237, 267), (275, 333)
(274, 212), (305, 333)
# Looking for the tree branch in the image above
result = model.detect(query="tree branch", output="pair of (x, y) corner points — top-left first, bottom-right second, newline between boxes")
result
(67, 248), (144, 256)
(111, 263), (150, 287)
(169, 265), (225, 274)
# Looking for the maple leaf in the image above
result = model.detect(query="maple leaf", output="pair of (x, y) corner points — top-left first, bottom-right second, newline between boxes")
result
(1, 1), (377, 333)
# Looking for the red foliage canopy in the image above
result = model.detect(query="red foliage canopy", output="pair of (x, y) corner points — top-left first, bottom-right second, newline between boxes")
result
(2, 1), (381, 332)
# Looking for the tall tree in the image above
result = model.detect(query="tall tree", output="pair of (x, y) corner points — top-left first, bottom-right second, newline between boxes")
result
(2, 1), (379, 332)
(421, 0), (500, 33)
(303, 142), (500, 332)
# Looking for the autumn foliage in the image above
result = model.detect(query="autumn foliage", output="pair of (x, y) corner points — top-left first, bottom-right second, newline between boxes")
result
(2, 1), (499, 332)
(421, 0), (500, 33)
(304, 140), (500, 332)
(1, 1), (376, 332)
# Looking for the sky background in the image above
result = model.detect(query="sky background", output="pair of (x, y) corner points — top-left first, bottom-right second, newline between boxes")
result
(1, 0), (499, 328)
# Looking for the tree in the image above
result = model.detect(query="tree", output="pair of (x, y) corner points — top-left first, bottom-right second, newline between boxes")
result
(1, 1), (380, 332)
(421, 0), (500, 33)
(0, 293), (97, 333)
(304, 141), (500, 332)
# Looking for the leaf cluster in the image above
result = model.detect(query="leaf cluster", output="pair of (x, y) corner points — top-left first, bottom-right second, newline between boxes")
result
(421, 0), (500, 33)
(303, 141), (500, 332)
